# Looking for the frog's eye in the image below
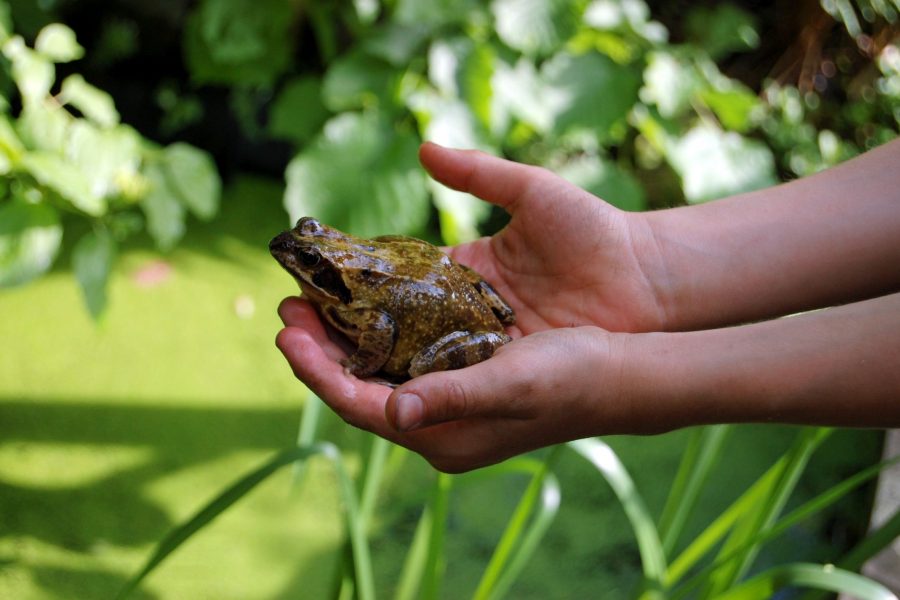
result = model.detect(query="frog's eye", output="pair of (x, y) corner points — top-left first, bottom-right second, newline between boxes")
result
(299, 249), (320, 267)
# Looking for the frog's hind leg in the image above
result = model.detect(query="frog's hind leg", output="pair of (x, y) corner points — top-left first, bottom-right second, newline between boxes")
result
(409, 330), (511, 379)
(335, 310), (396, 378)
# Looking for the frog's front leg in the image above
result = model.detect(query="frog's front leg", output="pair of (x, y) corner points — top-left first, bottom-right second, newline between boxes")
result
(458, 264), (516, 325)
(329, 307), (396, 378)
(409, 330), (511, 379)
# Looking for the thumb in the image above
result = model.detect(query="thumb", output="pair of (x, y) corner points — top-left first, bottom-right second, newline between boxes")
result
(386, 359), (522, 432)
(418, 142), (551, 213)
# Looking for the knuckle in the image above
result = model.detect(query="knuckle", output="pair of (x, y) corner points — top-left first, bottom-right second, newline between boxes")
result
(439, 378), (472, 420)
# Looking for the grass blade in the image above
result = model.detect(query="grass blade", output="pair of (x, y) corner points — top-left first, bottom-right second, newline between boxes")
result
(421, 472), (453, 600)
(473, 448), (562, 600)
(672, 453), (900, 598)
(118, 444), (333, 599)
(713, 562), (898, 600)
(569, 438), (667, 588)
(658, 426), (731, 555)
(837, 506), (900, 572)
(118, 443), (376, 600)
(291, 393), (325, 487)
(394, 505), (434, 600)
(701, 427), (832, 597)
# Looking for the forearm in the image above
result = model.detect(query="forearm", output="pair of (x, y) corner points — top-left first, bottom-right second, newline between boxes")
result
(617, 293), (900, 433)
(634, 139), (900, 331)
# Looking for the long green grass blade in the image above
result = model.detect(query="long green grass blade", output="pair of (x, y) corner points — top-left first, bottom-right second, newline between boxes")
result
(569, 439), (667, 587)
(658, 426), (731, 555)
(672, 453), (900, 598)
(837, 506), (900, 572)
(488, 471), (561, 600)
(118, 444), (337, 599)
(394, 506), (434, 600)
(360, 436), (392, 525)
(421, 472), (453, 600)
(713, 562), (897, 600)
(473, 448), (562, 600)
(118, 443), (375, 600)
(291, 393), (325, 487)
(702, 427), (832, 597)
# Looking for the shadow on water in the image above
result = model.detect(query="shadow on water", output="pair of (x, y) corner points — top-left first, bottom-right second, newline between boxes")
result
(0, 398), (303, 598)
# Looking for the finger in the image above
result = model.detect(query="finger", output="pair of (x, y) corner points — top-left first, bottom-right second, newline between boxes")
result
(418, 142), (551, 212)
(277, 297), (346, 362)
(275, 327), (396, 436)
(384, 346), (535, 432)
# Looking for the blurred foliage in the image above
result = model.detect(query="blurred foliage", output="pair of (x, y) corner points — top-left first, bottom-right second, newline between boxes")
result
(0, 2), (221, 318)
(1, 0), (897, 313)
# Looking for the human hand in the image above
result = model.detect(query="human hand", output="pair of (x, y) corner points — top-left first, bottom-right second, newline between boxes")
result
(419, 143), (667, 334)
(276, 297), (636, 472)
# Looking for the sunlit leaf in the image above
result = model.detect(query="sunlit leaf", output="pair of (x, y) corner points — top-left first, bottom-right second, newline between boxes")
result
(641, 51), (701, 119)
(492, 58), (551, 133)
(16, 102), (72, 154)
(67, 121), (142, 199)
(0, 200), (62, 287)
(0, 115), (24, 171)
(73, 228), (116, 318)
(700, 86), (761, 133)
(163, 142), (221, 221)
(34, 23), (84, 63)
(492, 0), (580, 57)
(556, 155), (646, 211)
(60, 74), (120, 127)
(284, 112), (429, 238)
(409, 92), (493, 243)
(667, 125), (777, 203)
(141, 163), (186, 252)
(20, 151), (106, 215)
(268, 76), (330, 144)
(2, 36), (54, 105)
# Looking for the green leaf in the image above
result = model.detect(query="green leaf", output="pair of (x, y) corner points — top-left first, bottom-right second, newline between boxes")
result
(363, 22), (431, 66)
(34, 23), (84, 62)
(20, 151), (106, 215)
(542, 52), (641, 136)
(284, 112), (429, 238)
(641, 51), (702, 119)
(322, 48), (400, 112)
(66, 121), (142, 199)
(0, 114), (24, 171)
(393, 0), (480, 28)
(685, 4), (759, 60)
(666, 125), (777, 203)
(714, 563), (897, 600)
(268, 76), (330, 144)
(16, 102), (72, 153)
(72, 228), (115, 318)
(141, 163), (186, 251)
(183, 0), (294, 86)
(699, 86), (761, 133)
(162, 143), (221, 221)
(0, 1), (11, 44)
(556, 155), (646, 211)
(60, 74), (120, 127)
(491, 0), (580, 57)
(2, 35), (54, 105)
(0, 199), (62, 287)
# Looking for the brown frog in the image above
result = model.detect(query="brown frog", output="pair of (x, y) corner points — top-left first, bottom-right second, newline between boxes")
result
(270, 217), (516, 382)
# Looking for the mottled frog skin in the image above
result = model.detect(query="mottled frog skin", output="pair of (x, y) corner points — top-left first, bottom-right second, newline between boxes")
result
(270, 217), (516, 382)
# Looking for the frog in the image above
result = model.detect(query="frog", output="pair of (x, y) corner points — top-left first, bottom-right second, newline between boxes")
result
(269, 217), (516, 382)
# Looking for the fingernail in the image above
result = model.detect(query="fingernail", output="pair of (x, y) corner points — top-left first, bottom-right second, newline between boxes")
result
(394, 393), (424, 432)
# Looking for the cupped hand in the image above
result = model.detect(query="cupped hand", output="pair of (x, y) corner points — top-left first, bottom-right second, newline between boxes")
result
(276, 297), (635, 472)
(419, 142), (667, 334)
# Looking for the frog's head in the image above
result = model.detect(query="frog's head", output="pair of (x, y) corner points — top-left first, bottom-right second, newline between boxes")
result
(270, 217), (381, 305)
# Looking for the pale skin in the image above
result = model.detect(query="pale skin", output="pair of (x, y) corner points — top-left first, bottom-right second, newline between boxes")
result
(276, 139), (900, 473)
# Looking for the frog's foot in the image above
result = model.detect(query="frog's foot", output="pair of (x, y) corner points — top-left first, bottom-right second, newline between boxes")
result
(408, 330), (511, 379)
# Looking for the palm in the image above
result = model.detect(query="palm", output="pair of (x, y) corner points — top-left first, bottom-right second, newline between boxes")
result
(441, 157), (663, 334)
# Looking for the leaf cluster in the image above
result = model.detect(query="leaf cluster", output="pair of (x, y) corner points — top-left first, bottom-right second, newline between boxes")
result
(0, 6), (222, 318)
